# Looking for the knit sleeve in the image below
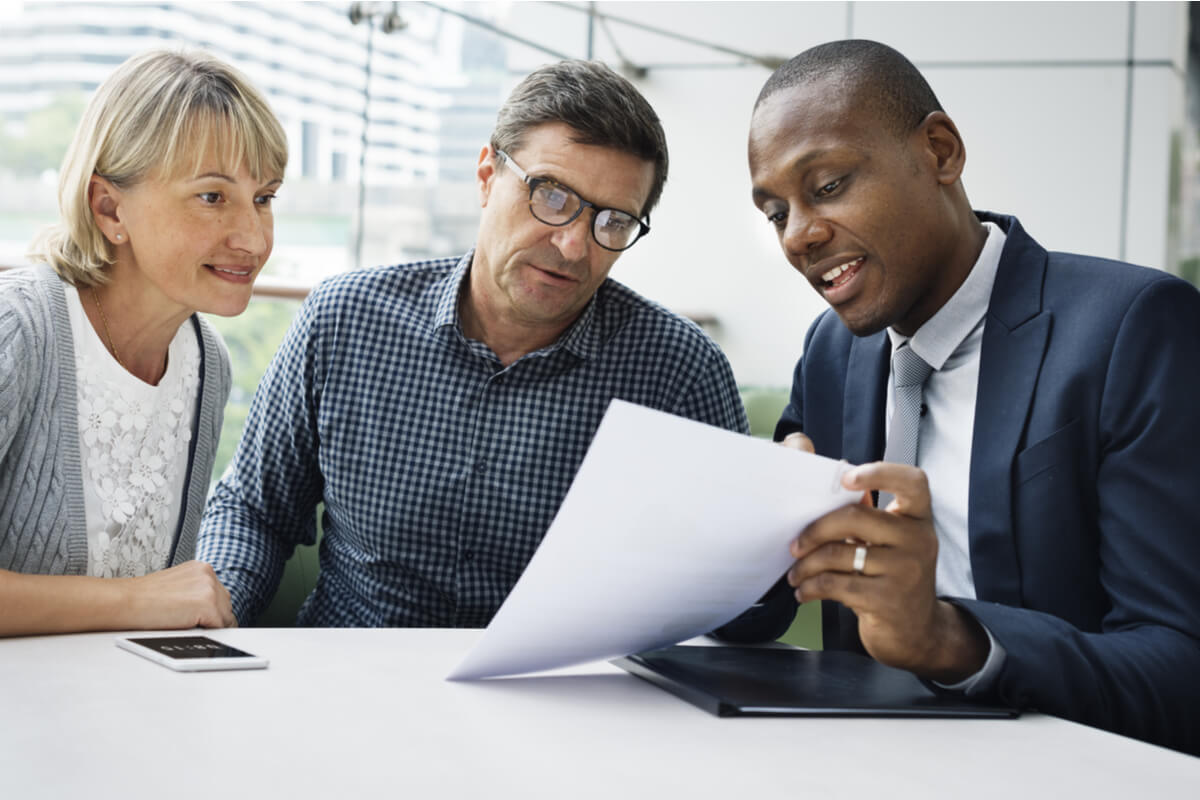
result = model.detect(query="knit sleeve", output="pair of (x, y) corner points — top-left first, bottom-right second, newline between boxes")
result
(0, 280), (74, 575)
(0, 287), (37, 466)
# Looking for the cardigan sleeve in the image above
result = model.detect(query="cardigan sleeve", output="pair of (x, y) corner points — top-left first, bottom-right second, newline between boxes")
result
(0, 288), (34, 463)
(0, 276), (73, 574)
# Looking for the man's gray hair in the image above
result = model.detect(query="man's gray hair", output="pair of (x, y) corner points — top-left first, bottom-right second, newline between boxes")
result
(490, 60), (668, 218)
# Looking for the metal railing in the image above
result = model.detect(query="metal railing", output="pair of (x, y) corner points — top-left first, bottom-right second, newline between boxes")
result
(0, 262), (718, 325)
(0, 262), (312, 301)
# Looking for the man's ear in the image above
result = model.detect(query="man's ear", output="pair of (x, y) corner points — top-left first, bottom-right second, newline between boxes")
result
(88, 174), (125, 244)
(917, 111), (967, 186)
(476, 144), (498, 208)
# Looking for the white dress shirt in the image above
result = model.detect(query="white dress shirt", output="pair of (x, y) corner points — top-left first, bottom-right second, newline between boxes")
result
(885, 222), (1007, 691)
(886, 221), (1006, 598)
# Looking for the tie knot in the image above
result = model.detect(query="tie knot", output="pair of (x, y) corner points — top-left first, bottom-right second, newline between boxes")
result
(893, 344), (933, 388)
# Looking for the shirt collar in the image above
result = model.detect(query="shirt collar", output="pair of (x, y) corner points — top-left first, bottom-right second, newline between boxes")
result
(433, 249), (605, 362)
(554, 290), (602, 361)
(887, 220), (1006, 370)
(432, 251), (473, 332)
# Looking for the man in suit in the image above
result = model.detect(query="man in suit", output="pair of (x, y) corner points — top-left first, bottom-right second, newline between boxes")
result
(741, 39), (1200, 754)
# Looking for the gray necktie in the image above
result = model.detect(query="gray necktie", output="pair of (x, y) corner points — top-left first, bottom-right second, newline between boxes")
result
(878, 343), (934, 509)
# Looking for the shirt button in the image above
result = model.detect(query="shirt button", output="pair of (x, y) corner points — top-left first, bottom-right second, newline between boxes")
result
(463, 549), (475, 563)
(474, 459), (488, 474)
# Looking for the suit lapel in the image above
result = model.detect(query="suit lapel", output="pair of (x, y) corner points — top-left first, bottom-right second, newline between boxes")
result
(824, 331), (889, 653)
(843, 331), (890, 464)
(969, 215), (1052, 605)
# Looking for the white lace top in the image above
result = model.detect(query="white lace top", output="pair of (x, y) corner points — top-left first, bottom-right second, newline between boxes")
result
(64, 287), (200, 578)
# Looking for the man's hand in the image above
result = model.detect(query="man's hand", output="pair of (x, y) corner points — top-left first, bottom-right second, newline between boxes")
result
(780, 431), (816, 453)
(120, 561), (237, 630)
(786, 461), (988, 683)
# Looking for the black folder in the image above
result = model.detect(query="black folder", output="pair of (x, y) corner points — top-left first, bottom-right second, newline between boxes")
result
(614, 645), (1018, 718)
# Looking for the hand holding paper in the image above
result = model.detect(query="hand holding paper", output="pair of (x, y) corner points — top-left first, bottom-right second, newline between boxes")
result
(449, 400), (859, 680)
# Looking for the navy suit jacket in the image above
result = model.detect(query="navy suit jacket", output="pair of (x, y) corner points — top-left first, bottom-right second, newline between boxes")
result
(758, 213), (1200, 754)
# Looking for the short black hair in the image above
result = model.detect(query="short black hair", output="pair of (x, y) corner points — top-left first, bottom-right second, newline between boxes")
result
(756, 40), (943, 136)
(491, 60), (668, 218)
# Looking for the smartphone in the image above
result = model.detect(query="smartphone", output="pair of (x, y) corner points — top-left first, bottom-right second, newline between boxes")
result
(116, 635), (269, 672)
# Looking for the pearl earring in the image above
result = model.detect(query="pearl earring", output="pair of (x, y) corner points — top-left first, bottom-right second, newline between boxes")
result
(115, 234), (122, 241)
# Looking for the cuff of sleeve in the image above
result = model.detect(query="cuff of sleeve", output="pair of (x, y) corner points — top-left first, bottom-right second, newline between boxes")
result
(931, 621), (1006, 695)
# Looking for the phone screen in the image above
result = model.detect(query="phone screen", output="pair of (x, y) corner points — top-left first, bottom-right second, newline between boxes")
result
(124, 636), (258, 660)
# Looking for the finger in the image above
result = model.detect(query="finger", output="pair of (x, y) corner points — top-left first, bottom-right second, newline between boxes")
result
(780, 431), (815, 453)
(843, 462), (932, 517)
(790, 569), (871, 607)
(200, 601), (235, 629)
(209, 590), (234, 628)
(790, 503), (903, 558)
(211, 579), (235, 628)
(787, 540), (883, 586)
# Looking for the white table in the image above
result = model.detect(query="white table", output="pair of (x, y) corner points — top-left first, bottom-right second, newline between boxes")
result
(1, 628), (1196, 798)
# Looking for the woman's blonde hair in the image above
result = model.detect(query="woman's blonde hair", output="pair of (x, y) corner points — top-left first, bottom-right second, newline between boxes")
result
(30, 49), (289, 286)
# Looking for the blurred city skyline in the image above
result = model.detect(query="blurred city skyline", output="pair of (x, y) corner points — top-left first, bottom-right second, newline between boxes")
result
(0, 1), (512, 279)
(2, 2), (1195, 389)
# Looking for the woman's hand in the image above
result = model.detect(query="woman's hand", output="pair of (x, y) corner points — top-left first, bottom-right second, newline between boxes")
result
(119, 561), (236, 630)
(0, 561), (235, 637)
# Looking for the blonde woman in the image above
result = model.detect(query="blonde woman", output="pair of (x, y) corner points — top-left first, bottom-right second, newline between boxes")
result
(0, 50), (287, 635)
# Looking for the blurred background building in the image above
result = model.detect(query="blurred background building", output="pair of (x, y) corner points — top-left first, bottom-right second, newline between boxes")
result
(1, 1), (1197, 405)
(0, 0), (504, 280)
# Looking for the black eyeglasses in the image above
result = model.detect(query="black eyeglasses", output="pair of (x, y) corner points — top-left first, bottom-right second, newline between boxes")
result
(496, 149), (650, 252)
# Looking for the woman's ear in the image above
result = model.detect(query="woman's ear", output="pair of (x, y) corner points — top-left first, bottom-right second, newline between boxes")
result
(88, 174), (125, 244)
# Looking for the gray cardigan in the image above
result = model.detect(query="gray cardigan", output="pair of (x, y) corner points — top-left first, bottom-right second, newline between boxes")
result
(0, 265), (231, 575)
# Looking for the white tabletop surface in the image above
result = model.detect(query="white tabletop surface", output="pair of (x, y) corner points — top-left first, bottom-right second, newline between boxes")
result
(1, 627), (1196, 799)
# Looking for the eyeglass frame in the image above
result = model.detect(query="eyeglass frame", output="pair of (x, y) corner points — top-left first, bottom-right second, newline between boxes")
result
(495, 148), (651, 252)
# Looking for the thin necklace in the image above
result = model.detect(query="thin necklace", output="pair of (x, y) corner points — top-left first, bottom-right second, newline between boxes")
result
(90, 286), (124, 369)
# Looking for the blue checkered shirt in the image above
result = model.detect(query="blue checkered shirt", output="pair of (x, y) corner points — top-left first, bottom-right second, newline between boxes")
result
(198, 253), (748, 626)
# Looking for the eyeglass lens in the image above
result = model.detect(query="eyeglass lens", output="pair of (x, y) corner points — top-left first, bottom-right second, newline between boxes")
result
(529, 182), (641, 251)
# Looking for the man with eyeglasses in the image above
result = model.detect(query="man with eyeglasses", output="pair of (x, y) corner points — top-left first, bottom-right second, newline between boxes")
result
(197, 60), (748, 628)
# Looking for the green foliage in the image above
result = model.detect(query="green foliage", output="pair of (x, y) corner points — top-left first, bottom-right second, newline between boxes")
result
(1181, 256), (1200, 289)
(776, 600), (822, 650)
(0, 92), (86, 176)
(739, 385), (790, 438)
(204, 298), (303, 482)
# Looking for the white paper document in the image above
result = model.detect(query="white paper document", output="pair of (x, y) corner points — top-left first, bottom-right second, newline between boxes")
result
(448, 400), (859, 681)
